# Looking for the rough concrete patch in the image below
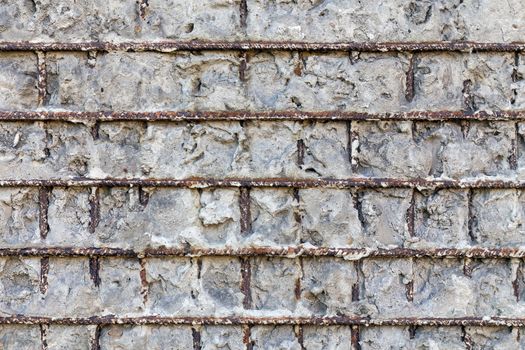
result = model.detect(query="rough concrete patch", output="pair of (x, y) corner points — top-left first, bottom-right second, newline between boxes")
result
(100, 325), (193, 350)
(201, 325), (244, 350)
(251, 257), (299, 311)
(249, 188), (300, 246)
(0, 188), (39, 247)
(47, 325), (97, 350)
(145, 258), (198, 316)
(0, 53), (38, 110)
(412, 189), (469, 248)
(250, 326), (301, 350)
(299, 189), (360, 247)
(300, 257), (356, 316)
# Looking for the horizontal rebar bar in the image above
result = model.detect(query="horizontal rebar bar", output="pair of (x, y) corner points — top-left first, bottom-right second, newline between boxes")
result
(0, 110), (524, 122)
(0, 315), (524, 327)
(0, 41), (524, 52)
(2, 247), (525, 259)
(0, 178), (525, 189)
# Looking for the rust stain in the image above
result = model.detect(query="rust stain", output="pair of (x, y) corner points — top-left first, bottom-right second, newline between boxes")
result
(139, 258), (148, 304)
(408, 325), (417, 339)
(351, 325), (361, 350)
(138, 186), (150, 206)
(297, 140), (305, 167)
(467, 189), (477, 244)
(36, 51), (47, 106)
(347, 121), (354, 168)
(295, 257), (302, 300)
(38, 187), (50, 240)
(462, 80), (476, 114)
(239, 1), (248, 31)
(40, 324), (48, 350)
(91, 325), (101, 350)
(89, 257), (101, 287)
(192, 327), (202, 350)
(406, 189), (416, 237)
(405, 53), (416, 102)
(352, 261), (362, 302)
(88, 187), (100, 234)
(461, 326), (473, 350)
(138, 0), (149, 20)
(39, 257), (49, 294)
(294, 325), (305, 350)
(90, 121), (100, 140)
(294, 52), (305, 76)
(239, 51), (248, 82)
(243, 325), (253, 350)
(513, 261), (521, 302)
(293, 188), (302, 226)
(510, 122), (519, 170)
(240, 257), (252, 309)
(239, 187), (252, 235)
(405, 280), (414, 302)
(463, 258), (473, 278)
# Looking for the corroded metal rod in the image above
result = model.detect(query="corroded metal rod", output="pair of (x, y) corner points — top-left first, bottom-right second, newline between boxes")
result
(2, 247), (525, 259)
(0, 110), (523, 121)
(1, 315), (525, 327)
(1, 41), (524, 52)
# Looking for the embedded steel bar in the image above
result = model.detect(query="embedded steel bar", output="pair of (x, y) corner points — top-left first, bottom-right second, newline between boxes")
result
(1, 178), (525, 189)
(1, 41), (525, 52)
(2, 247), (525, 259)
(0, 247), (137, 257)
(1, 316), (525, 327)
(0, 110), (524, 122)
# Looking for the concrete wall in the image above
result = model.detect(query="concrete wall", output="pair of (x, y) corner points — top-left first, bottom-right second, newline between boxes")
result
(0, 0), (525, 349)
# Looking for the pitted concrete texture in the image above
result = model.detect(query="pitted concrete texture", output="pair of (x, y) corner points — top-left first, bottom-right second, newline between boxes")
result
(2, 0), (524, 42)
(1, 0), (525, 348)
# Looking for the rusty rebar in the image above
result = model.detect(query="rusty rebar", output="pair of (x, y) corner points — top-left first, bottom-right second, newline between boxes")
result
(243, 325), (253, 350)
(139, 258), (149, 304)
(36, 52), (47, 106)
(514, 260), (522, 302)
(240, 258), (252, 309)
(1, 41), (525, 52)
(352, 261), (362, 302)
(0, 110), (523, 122)
(239, 187), (252, 235)
(405, 53), (416, 102)
(406, 189), (416, 237)
(406, 280), (414, 302)
(88, 187), (100, 234)
(1, 177), (525, 189)
(1, 315), (525, 326)
(138, 0), (149, 20)
(511, 122), (520, 170)
(351, 325), (361, 350)
(3, 246), (525, 259)
(462, 326), (474, 350)
(38, 187), (50, 239)
(89, 257), (101, 287)
(409, 325), (417, 339)
(192, 327), (202, 350)
(294, 325), (305, 350)
(239, 1), (248, 32)
(91, 325), (101, 350)
(39, 257), (49, 294)
(40, 324), (48, 350)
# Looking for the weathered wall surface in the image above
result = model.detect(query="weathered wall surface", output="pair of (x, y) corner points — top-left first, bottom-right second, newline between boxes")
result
(1, 1), (525, 349)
